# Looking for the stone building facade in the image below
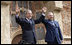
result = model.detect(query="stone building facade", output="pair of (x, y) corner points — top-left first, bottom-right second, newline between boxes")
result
(1, 1), (71, 44)
(62, 1), (71, 36)
(61, 1), (71, 44)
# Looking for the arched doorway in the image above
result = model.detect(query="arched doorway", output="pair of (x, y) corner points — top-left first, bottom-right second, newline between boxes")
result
(12, 34), (22, 44)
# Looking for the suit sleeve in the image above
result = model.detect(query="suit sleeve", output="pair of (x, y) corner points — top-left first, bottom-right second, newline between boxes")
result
(57, 22), (63, 40)
(34, 13), (45, 24)
(15, 15), (24, 25)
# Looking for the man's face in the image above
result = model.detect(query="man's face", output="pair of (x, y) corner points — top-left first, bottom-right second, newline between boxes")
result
(26, 10), (33, 19)
(47, 12), (54, 20)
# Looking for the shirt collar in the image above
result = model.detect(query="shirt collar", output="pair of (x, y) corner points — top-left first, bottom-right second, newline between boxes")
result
(26, 18), (30, 21)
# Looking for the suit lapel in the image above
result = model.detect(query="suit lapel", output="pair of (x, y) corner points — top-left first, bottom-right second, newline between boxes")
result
(48, 20), (54, 27)
(25, 18), (30, 24)
(47, 20), (56, 27)
(30, 19), (35, 25)
(54, 21), (58, 28)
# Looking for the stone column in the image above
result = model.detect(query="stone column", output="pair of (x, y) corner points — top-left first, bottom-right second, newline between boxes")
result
(1, 1), (11, 44)
(54, 1), (63, 37)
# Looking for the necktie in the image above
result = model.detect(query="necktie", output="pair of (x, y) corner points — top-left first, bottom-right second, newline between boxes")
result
(29, 19), (32, 24)
(51, 21), (55, 26)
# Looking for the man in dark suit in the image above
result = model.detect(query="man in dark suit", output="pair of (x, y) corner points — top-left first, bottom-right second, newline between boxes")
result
(15, 6), (47, 44)
(42, 12), (63, 44)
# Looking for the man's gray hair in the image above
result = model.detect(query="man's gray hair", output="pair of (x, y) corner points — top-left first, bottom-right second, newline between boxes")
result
(26, 9), (32, 14)
(48, 11), (54, 15)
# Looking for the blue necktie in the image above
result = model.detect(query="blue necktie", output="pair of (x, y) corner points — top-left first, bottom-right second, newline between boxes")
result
(29, 20), (32, 24)
(51, 21), (55, 26)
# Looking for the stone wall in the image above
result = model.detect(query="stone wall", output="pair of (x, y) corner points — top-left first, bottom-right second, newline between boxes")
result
(61, 1), (71, 37)
(1, 1), (11, 44)
(61, 1), (71, 44)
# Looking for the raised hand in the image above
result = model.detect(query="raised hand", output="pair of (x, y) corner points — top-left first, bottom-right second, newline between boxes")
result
(16, 3), (20, 15)
(42, 7), (47, 13)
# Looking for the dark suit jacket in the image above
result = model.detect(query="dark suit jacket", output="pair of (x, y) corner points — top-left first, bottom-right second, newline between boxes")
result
(15, 14), (45, 43)
(42, 17), (63, 44)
